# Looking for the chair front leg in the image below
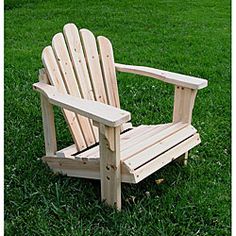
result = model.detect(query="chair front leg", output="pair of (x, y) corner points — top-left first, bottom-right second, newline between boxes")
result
(173, 86), (197, 165)
(99, 124), (121, 210)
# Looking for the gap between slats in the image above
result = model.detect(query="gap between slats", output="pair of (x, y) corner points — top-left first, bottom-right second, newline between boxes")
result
(52, 32), (96, 147)
(63, 24), (99, 142)
(121, 122), (187, 162)
(76, 123), (172, 160)
(42, 46), (87, 151)
(124, 125), (197, 170)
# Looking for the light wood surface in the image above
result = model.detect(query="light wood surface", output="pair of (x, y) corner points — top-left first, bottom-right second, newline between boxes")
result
(33, 82), (131, 127)
(52, 33), (96, 146)
(42, 46), (87, 151)
(115, 63), (208, 89)
(77, 123), (171, 160)
(173, 86), (197, 124)
(97, 36), (120, 108)
(63, 23), (99, 142)
(80, 29), (108, 104)
(42, 124), (201, 184)
(39, 69), (57, 156)
(73, 122), (197, 171)
(172, 86), (197, 165)
(99, 125), (121, 209)
(133, 133), (201, 182)
(42, 155), (135, 183)
(124, 125), (197, 171)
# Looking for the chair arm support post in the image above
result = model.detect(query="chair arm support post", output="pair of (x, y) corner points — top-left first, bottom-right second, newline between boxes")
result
(172, 86), (197, 166)
(39, 69), (57, 156)
(99, 124), (121, 210)
(172, 86), (197, 124)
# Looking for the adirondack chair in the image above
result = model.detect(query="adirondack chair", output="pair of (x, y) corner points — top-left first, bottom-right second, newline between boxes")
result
(33, 23), (208, 210)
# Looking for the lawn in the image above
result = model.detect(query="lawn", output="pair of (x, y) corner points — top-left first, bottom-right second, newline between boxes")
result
(4, 0), (231, 235)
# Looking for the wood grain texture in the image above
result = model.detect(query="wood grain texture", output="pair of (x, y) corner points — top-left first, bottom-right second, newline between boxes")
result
(39, 69), (57, 156)
(133, 133), (201, 183)
(172, 86), (197, 165)
(63, 23), (99, 141)
(42, 155), (135, 183)
(124, 125), (197, 170)
(97, 36), (120, 108)
(173, 87), (197, 124)
(99, 125), (121, 209)
(115, 63), (208, 89)
(35, 24), (207, 210)
(77, 123), (171, 160)
(42, 47), (86, 151)
(80, 29), (108, 104)
(33, 82), (131, 127)
(52, 33), (96, 147)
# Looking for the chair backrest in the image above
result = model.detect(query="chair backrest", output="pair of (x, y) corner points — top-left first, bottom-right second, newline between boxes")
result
(41, 23), (120, 152)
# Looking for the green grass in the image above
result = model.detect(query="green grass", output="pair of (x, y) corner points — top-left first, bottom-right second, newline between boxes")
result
(4, 0), (231, 235)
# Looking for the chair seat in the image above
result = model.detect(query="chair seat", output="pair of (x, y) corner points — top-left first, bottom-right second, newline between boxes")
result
(43, 122), (200, 183)
(77, 121), (196, 166)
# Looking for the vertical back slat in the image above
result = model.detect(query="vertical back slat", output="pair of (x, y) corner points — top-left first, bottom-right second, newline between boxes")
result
(80, 29), (108, 104)
(97, 36), (120, 108)
(63, 24), (95, 100)
(42, 24), (125, 151)
(42, 46), (87, 151)
(63, 24), (98, 141)
(52, 33), (96, 147)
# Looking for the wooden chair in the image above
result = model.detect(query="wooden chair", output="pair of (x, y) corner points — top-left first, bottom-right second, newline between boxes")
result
(33, 23), (208, 210)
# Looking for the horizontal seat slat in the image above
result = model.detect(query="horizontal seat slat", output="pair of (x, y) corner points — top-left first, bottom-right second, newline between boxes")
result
(124, 125), (197, 170)
(120, 124), (171, 152)
(120, 122), (186, 162)
(76, 125), (149, 159)
(62, 122), (198, 172)
(76, 123), (171, 159)
(133, 133), (201, 183)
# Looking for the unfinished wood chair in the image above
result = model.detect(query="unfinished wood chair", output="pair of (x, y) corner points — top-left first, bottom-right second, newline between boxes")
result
(33, 23), (208, 210)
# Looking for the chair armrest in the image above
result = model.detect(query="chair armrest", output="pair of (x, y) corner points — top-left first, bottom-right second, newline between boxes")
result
(33, 82), (131, 127)
(115, 63), (208, 90)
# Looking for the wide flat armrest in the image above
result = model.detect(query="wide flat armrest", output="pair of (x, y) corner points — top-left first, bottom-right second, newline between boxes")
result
(115, 63), (208, 90)
(33, 82), (131, 127)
